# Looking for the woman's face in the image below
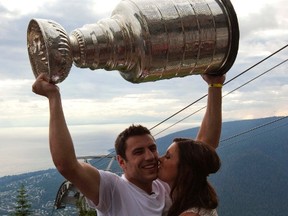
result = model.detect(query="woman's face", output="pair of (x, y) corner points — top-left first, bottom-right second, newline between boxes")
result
(158, 142), (179, 186)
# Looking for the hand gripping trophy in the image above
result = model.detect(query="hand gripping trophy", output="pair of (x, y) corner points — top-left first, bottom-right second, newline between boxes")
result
(27, 0), (239, 84)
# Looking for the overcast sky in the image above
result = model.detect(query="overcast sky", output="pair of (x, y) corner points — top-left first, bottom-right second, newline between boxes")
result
(0, 0), (287, 177)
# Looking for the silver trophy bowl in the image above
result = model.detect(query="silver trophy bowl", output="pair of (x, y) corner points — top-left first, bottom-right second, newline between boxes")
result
(27, 19), (73, 83)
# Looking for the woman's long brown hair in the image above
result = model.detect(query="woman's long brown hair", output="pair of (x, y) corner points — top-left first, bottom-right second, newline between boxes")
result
(167, 138), (221, 216)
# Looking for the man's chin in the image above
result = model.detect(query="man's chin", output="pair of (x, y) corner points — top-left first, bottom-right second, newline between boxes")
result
(148, 172), (158, 181)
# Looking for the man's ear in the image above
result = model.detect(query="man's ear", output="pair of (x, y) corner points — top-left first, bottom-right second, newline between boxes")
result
(117, 155), (126, 170)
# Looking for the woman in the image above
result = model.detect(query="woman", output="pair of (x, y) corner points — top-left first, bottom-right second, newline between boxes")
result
(158, 138), (221, 216)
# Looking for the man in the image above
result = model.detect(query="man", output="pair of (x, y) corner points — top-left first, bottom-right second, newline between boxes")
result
(32, 73), (225, 215)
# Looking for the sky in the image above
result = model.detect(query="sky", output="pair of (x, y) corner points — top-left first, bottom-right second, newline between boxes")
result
(0, 0), (287, 177)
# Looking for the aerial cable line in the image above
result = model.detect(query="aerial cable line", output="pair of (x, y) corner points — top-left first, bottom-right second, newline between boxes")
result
(153, 58), (288, 137)
(219, 116), (288, 146)
(153, 106), (206, 137)
(149, 44), (288, 132)
(149, 94), (207, 131)
(222, 58), (288, 97)
(224, 43), (288, 86)
(89, 44), (288, 166)
(218, 121), (288, 150)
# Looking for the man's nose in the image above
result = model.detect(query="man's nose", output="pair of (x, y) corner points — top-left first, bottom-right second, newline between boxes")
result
(145, 149), (155, 160)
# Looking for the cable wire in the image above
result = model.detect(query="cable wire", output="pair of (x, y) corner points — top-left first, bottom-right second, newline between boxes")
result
(220, 116), (288, 144)
(149, 43), (288, 132)
(224, 44), (288, 86)
(153, 58), (288, 137)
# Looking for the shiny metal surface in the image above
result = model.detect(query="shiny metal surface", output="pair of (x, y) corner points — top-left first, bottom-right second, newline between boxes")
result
(27, 19), (73, 83)
(27, 0), (239, 84)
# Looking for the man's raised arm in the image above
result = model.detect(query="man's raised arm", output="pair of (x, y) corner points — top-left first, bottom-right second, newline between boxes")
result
(32, 73), (101, 205)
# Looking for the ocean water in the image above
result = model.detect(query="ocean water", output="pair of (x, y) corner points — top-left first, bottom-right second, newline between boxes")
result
(0, 124), (119, 177)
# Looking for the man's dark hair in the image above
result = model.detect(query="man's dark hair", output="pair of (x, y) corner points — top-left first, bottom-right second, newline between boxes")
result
(115, 124), (152, 160)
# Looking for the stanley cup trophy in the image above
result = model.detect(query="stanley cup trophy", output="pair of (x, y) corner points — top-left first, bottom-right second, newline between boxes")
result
(27, 0), (239, 84)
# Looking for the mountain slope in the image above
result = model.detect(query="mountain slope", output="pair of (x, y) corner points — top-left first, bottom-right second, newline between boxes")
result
(157, 116), (288, 216)
(0, 116), (287, 216)
(0, 169), (64, 215)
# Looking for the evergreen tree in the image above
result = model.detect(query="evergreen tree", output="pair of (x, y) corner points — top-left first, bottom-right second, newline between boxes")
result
(76, 196), (97, 216)
(10, 184), (33, 216)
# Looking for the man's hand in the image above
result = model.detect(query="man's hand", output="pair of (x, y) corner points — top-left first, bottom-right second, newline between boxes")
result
(201, 74), (226, 85)
(32, 73), (59, 98)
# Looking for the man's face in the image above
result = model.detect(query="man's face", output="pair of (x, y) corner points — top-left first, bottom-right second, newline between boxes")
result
(118, 134), (159, 189)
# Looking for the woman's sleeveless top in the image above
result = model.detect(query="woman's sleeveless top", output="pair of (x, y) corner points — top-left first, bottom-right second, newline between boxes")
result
(182, 208), (218, 216)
